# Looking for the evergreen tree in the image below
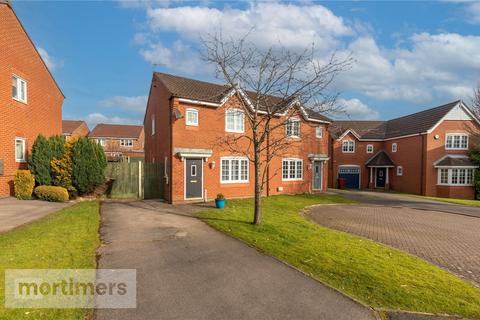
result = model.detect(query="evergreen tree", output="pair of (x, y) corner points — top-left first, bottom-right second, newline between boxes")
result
(28, 135), (52, 185)
(51, 138), (76, 195)
(72, 137), (94, 194)
(92, 142), (107, 185)
(469, 144), (480, 199)
(49, 135), (65, 160)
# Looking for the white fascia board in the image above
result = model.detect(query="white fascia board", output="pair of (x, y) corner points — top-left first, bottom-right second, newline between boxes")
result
(336, 129), (361, 141)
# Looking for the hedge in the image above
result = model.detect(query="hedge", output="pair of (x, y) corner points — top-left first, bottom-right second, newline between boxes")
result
(14, 170), (35, 200)
(34, 186), (69, 202)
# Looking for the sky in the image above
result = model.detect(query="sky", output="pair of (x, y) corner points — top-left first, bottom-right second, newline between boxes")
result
(12, 0), (480, 129)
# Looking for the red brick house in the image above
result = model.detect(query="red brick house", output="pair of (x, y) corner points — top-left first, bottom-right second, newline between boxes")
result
(62, 120), (89, 141)
(89, 124), (145, 162)
(329, 100), (480, 199)
(0, 0), (64, 197)
(144, 72), (330, 203)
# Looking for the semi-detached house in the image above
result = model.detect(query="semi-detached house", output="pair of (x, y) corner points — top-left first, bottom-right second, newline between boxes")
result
(144, 72), (331, 204)
(329, 100), (480, 199)
(0, 0), (64, 197)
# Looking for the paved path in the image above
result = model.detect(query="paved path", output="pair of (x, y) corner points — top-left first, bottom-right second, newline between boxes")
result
(96, 200), (375, 320)
(334, 189), (480, 218)
(308, 204), (480, 286)
(0, 197), (69, 233)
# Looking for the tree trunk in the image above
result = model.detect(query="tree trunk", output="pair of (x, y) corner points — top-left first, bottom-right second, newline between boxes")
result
(253, 143), (262, 225)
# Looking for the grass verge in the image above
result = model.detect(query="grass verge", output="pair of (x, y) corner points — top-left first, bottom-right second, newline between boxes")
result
(0, 201), (100, 320)
(197, 194), (480, 318)
(413, 195), (480, 207)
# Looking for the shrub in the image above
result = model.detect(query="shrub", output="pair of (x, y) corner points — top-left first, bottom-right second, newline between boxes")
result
(34, 186), (69, 202)
(72, 137), (107, 194)
(216, 193), (225, 200)
(14, 170), (35, 200)
(51, 138), (76, 195)
(49, 135), (65, 160)
(28, 135), (52, 185)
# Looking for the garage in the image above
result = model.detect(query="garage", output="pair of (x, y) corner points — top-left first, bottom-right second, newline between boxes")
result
(338, 166), (360, 189)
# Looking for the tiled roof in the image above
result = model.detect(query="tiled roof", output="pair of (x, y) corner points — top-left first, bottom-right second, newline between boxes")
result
(365, 151), (395, 167)
(154, 72), (331, 122)
(434, 155), (476, 167)
(62, 120), (87, 134)
(330, 100), (462, 140)
(89, 124), (143, 139)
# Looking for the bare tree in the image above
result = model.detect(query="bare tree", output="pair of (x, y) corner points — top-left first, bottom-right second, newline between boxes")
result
(473, 83), (480, 118)
(203, 33), (352, 225)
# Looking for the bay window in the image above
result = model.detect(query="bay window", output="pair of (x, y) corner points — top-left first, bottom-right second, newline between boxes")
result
(437, 168), (474, 186)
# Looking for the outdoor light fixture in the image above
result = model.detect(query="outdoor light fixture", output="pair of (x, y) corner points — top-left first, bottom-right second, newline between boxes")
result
(210, 161), (215, 169)
(174, 109), (183, 120)
(434, 134), (440, 140)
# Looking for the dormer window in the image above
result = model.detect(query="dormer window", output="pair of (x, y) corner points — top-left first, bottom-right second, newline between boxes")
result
(342, 140), (355, 153)
(120, 139), (133, 147)
(286, 118), (300, 138)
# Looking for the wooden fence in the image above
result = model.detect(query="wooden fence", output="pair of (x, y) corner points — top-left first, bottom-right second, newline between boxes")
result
(105, 162), (164, 199)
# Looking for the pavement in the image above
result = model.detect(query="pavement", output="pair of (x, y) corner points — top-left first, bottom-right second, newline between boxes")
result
(0, 197), (70, 233)
(95, 200), (376, 320)
(334, 189), (480, 218)
(309, 190), (480, 286)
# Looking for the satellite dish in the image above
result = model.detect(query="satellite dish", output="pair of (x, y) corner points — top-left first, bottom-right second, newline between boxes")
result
(174, 109), (183, 119)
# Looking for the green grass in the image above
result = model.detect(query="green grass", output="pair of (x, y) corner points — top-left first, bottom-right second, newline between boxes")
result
(197, 194), (480, 318)
(0, 201), (100, 320)
(413, 195), (480, 207)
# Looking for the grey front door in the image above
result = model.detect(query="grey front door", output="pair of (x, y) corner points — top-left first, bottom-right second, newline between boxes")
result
(376, 168), (386, 188)
(313, 161), (322, 190)
(185, 159), (203, 199)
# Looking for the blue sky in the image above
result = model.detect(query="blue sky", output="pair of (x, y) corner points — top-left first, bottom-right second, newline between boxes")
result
(12, 1), (480, 128)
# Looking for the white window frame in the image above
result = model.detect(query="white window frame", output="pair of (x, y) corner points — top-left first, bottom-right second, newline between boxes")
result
(12, 74), (27, 104)
(315, 126), (323, 139)
(15, 138), (26, 162)
(366, 144), (373, 153)
(286, 118), (301, 138)
(97, 138), (106, 147)
(186, 108), (199, 126)
(225, 109), (245, 133)
(342, 140), (355, 153)
(220, 157), (249, 184)
(392, 143), (398, 153)
(120, 139), (133, 147)
(437, 167), (475, 186)
(396, 166), (403, 176)
(445, 133), (468, 150)
(151, 115), (156, 136)
(282, 158), (303, 181)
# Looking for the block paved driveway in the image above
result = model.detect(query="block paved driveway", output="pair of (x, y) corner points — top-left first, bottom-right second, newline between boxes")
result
(308, 192), (480, 286)
(96, 200), (375, 320)
(0, 197), (69, 233)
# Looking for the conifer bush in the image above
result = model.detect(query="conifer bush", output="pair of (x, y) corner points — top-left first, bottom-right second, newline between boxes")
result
(14, 170), (35, 200)
(28, 135), (52, 186)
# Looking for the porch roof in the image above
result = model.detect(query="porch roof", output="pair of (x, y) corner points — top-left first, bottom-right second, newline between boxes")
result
(175, 148), (213, 158)
(365, 151), (395, 167)
(434, 155), (478, 168)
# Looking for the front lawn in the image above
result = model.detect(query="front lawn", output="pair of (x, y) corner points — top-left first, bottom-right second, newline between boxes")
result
(0, 201), (100, 320)
(415, 195), (480, 207)
(197, 194), (480, 318)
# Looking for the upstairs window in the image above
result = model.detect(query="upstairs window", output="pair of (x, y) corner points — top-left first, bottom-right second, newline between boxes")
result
(366, 144), (373, 153)
(15, 138), (26, 162)
(120, 139), (133, 147)
(97, 138), (106, 147)
(282, 158), (303, 181)
(446, 134), (468, 150)
(12, 75), (27, 103)
(186, 109), (199, 126)
(286, 118), (300, 138)
(225, 109), (245, 133)
(342, 140), (355, 153)
(315, 127), (323, 138)
(392, 143), (398, 152)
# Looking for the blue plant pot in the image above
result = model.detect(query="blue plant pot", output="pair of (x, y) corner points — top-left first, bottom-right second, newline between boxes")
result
(215, 199), (225, 209)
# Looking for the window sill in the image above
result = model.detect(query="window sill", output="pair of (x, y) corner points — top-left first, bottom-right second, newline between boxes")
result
(186, 123), (199, 127)
(437, 184), (473, 187)
(13, 98), (28, 105)
(282, 179), (303, 182)
(342, 151), (355, 154)
(16, 160), (26, 163)
(445, 148), (469, 151)
(220, 181), (249, 184)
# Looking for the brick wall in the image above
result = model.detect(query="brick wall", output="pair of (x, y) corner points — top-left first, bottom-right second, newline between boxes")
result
(0, 4), (64, 196)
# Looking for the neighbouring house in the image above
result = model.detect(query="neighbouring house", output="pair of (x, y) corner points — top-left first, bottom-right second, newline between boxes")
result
(62, 120), (89, 140)
(89, 123), (145, 162)
(329, 100), (480, 199)
(0, 0), (64, 197)
(144, 72), (330, 204)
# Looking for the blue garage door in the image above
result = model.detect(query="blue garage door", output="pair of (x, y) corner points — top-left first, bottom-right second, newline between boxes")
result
(338, 167), (360, 189)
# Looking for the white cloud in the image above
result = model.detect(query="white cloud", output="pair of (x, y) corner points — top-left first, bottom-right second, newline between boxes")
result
(37, 47), (64, 71)
(466, 2), (480, 24)
(99, 95), (148, 113)
(335, 98), (379, 120)
(86, 112), (141, 128)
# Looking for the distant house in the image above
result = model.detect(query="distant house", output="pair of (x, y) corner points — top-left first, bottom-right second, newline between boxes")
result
(62, 120), (89, 140)
(0, 0), (64, 197)
(89, 124), (144, 162)
(329, 100), (480, 199)
(144, 72), (330, 204)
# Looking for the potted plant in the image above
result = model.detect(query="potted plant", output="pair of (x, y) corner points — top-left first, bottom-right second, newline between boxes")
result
(215, 193), (226, 209)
